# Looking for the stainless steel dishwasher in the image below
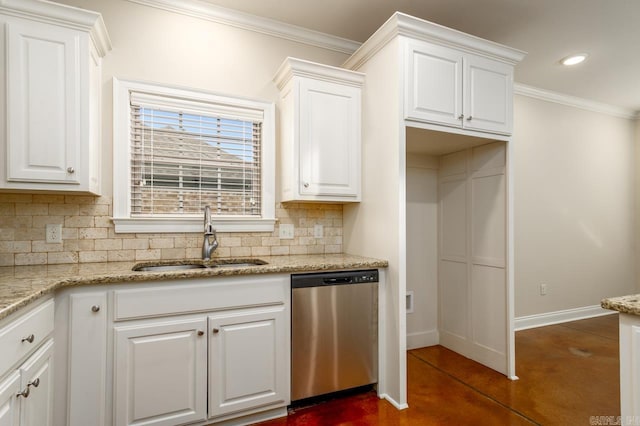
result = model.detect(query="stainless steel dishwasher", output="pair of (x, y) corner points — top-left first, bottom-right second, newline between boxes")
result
(291, 269), (378, 402)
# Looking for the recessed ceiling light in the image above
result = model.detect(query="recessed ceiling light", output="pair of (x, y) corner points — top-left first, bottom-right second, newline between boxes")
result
(561, 53), (588, 66)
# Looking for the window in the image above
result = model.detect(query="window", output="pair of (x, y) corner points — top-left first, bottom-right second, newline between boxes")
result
(113, 79), (275, 233)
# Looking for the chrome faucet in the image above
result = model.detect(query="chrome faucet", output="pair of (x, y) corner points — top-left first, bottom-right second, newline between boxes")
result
(202, 205), (218, 261)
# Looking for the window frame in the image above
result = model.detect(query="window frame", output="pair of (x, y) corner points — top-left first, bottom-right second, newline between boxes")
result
(112, 78), (275, 233)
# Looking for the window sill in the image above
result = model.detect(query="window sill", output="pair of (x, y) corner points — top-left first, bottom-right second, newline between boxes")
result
(112, 217), (276, 234)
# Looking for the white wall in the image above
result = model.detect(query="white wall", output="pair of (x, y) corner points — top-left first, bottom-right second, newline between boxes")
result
(54, 0), (349, 196)
(405, 154), (438, 349)
(514, 95), (637, 317)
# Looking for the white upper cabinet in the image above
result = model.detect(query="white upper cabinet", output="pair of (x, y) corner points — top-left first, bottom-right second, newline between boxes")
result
(405, 39), (514, 135)
(0, 0), (111, 194)
(274, 58), (364, 202)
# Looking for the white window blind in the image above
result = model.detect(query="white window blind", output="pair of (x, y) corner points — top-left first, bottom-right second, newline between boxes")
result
(129, 92), (263, 217)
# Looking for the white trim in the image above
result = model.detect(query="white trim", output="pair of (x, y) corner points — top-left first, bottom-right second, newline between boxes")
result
(406, 330), (439, 350)
(112, 217), (277, 233)
(380, 394), (409, 410)
(273, 57), (365, 91)
(515, 305), (616, 331)
(514, 83), (638, 120)
(0, 0), (112, 56)
(126, 0), (360, 54)
(112, 77), (276, 234)
(344, 12), (526, 70)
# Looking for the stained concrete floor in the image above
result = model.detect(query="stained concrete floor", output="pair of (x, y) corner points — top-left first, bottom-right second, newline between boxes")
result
(257, 314), (620, 425)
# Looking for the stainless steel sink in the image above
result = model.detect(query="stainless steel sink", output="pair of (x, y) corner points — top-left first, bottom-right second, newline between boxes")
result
(213, 258), (267, 268)
(132, 263), (208, 272)
(132, 258), (267, 272)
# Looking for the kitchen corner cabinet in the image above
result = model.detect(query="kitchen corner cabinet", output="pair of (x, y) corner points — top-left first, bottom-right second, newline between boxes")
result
(405, 39), (515, 135)
(0, 299), (55, 426)
(0, 0), (111, 194)
(273, 57), (364, 202)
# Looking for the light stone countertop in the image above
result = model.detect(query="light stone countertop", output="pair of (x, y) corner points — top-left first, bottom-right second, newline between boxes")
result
(0, 254), (387, 322)
(601, 294), (640, 316)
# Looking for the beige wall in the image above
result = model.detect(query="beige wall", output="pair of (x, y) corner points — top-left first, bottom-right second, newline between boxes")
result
(637, 119), (640, 291)
(0, 0), (350, 266)
(513, 95), (637, 317)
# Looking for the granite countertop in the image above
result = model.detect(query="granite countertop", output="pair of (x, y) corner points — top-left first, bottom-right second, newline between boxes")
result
(601, 294), (640, 316)
(0, 253), (388, 321)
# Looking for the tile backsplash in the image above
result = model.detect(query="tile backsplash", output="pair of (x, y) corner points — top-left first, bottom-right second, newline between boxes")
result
(0, 194), (342, 266)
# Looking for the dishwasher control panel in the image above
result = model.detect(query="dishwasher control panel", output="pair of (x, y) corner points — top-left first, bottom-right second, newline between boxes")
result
(291, 269), (379, 288)
(352, 270), (379, 283)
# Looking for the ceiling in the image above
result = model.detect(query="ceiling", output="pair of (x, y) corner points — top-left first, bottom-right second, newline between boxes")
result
(201, 0), (640, 114)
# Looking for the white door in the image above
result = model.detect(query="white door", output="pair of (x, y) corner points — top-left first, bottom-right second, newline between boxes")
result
(6, 18), (81, 184)
(463, 55), (513, 135)
(19, 339), (54, 426)
(439, 143), (508, 374)
(298, 78), (360, 199)
(208, 306), (288, 420)
(0, 372), (20, 426)
(114, 318), (207, 426)
(405, 40), (463, 128)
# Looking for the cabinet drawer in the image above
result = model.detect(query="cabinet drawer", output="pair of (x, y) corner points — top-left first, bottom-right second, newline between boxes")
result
(113, 276), (288, 321)
(0, 299), (54, 374)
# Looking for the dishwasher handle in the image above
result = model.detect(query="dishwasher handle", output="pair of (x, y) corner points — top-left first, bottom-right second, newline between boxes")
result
(323, 277), (353, 285)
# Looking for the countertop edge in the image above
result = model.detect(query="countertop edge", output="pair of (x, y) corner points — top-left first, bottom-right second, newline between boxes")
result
(0, 255), (388, 321)
(601, 294), (640, 316)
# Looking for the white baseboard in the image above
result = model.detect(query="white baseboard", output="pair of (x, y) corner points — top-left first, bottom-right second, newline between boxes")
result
(515, 305), (616, 331)
(407, 329), (439, 350)
(380, 393), (409, 410)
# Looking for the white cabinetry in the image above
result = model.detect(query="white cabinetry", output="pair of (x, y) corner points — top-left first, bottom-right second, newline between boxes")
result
(405, 39), (514, 135)
(0, 0), (111, 194)
(273, 57), (364, 202)
(0, 299), (54, 426)
(208, 306), (288, 420)
(114, 317), (208, 426)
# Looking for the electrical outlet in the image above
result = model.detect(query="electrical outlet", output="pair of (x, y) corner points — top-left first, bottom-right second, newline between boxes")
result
(46, 224), (62, 244)
(314, 224), (323, 238)
(279, 223), (294, 239)
(540, 283), (547, 296)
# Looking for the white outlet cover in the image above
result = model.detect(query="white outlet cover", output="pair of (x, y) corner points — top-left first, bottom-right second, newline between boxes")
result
(314, 224), (323, 238)
(46, 224), (62, 244)
(279, 223), (294, 239)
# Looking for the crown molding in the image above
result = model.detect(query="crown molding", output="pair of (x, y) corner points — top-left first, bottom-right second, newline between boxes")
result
(273, 57), (365, 90)
(0, 0), (112, 56)
(514, 83), (638, 120)
(126, 0), (360, 54)
(344, 12), (526, 70)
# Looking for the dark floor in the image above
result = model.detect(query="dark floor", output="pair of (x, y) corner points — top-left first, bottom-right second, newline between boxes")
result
(257, 314), (620, 425)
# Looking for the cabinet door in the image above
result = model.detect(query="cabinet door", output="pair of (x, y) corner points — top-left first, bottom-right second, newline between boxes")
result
(463, 55), (513, 135)
(405, 40), (463, 128)
(114, 318), (207, 426)
(298, 78), (360, 199)
(6, 18), (81, 184)
(208, 306), (288, 420)
(0, 372), (20, 426)
(19, 339), (54, 426)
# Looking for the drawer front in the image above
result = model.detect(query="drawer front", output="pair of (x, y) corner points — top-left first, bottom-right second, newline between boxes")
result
(0, 299), (54, 375)
(113, 275), (288, 321)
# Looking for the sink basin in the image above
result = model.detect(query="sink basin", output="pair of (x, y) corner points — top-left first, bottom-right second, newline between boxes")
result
(132, 258), (267, 272)
(132, 263), (208, 272)
(213, 258), (268, 268)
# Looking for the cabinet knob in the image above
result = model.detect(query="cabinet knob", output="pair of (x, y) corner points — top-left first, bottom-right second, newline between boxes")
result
(16, 387), (30, 398)
(67, 167), (75, 174)
(21, 334), (35, 344)
(466, 116), (473, 121)
(212, 328), (220, 334)
(458, 114), (464, 120)
(303, 182), (309, 188)
(27, 378), (40, 388)
(91, 305), (100, 312)
(197, 330), (204, 336)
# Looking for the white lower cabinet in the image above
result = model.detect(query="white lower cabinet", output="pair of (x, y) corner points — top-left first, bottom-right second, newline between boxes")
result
(0, 340), (54, 426)
(208, 306), (288, 420)
(114, 318), (208, 426)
